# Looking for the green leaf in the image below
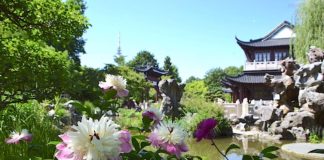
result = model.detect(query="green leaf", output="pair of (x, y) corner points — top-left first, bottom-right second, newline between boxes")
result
(47, 141), (60, 145)
(261, 146), (279, 154)
(309, 149), (324, 154)
(128, 126), (142, 132)
(132, 137), (140, 151)
(104, 89), (117, 99)
(252, 156), (261, 160)
(133, 135), (147, 140)
(242, 155), (253, 160)
(142, 116), (153, 131)
(263, 152), (278, 159)
(225, 143), (240, 155)
(140, 141), (150, 149)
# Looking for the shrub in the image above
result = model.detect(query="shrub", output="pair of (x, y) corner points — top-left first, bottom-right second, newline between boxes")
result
(116, 108), (143, 129)
(0, 100), (60, 159)
(180, 96), (230, 136)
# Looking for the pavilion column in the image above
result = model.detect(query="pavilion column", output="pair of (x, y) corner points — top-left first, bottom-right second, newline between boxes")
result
(239, 85), (244, 103)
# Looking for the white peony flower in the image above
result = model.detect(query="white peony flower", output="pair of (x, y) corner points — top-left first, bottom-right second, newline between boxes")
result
(156, 121), (187, 144)
(99, 74), (128, 97)
(148, 121), (188, 158)
(65, 116), (123, 160)
(48, 109), (55, 117)
(142, 107), (163, 123)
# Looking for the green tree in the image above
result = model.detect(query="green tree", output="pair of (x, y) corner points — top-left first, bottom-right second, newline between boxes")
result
(114, 55), (126, 66)
(204, 68), (226, 101)
(67, 66), (105, 102)
(294, 0), (324, 63)
(224, 66), (243, 76)
(184, 80), (208, 98)
(102, 64), (152, 102)
(203, 66), (242, 101)
(0, 39), (71, 107)
(0, 0), (89, 107)
(163, 56), (182, 82)
(0, 0), (90, 64)
(185, 76), (201, 83)
(127, 51), (159, 68)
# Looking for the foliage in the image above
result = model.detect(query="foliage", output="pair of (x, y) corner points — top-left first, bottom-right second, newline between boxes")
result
(224, 66), (243, 76)
(0, 0), (90, 64)
(0, 0), (90, 107)
(294, 0), (324, 63)
(204, 66), (242, 101)
(185, 76), (201, 83)
(114, 55), (126, 66)
(0, 39), (71, 107)
(163, 56), (182, 82)
(309, 132), (321, 143)
(242, 146), (280, 160)
(180, 96), (230, 135)
(127, 50), (159, 68)
(184, 80), (208, 99)
(116, 108), (143, 129)
(103, 65), (152, 102)
(0, 100), (60, 159)
(67, 66), (105, 102)
(204, 68), (226, 101)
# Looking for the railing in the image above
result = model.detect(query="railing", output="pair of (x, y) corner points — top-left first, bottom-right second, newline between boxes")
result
(220, 100), (272, 119)
(244, 60), (281, 71)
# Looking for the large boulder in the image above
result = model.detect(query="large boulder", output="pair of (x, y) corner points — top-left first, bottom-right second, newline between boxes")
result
(254, 105), (283, 122)
(280, 111), (314, 129)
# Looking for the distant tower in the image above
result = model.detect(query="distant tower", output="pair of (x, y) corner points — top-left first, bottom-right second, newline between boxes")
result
(116, 32), (122, 56)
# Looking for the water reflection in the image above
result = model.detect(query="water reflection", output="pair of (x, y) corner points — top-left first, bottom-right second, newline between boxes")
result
(186, 136), (307, 160)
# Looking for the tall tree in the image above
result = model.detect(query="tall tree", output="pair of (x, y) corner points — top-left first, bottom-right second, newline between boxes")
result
(204, 66), (242, 101)
(127, 51), (159, 68)
(204, 68), (226, 101)
(294, 0), (324, 63)
(185, 76), (200, 83)
(0, 0), (90, 64)
(0, 0), (89, 107)
(163, 56), (182, 82)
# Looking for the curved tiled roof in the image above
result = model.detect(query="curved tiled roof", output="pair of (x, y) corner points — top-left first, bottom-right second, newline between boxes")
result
(225, 72), (281, 84)
(236, 38), (291, 47)
(236, 21), (294, 48)
(135, 65), (168, 76)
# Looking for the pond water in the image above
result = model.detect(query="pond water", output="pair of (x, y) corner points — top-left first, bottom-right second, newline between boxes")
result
(186, 136), (307, 160)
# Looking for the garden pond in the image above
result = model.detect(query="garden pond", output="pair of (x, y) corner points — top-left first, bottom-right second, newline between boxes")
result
(186, 136), (307, 160)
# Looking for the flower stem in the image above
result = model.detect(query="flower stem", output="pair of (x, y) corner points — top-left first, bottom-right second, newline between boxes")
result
(210, 139), (229, 160)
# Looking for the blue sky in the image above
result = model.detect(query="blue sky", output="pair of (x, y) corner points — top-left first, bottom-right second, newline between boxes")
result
(80, 0), (300, 81)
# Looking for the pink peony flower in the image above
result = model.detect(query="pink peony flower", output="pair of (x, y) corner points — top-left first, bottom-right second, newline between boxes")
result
(194, 118), (218, 142)
(99, 74), (129, 97)
(142, 107), (163, 124)
(118, 130), (132, 153)
(148, 122), (188, 158)
(5, 129), (32, 144)
(55, 133), (80, 160)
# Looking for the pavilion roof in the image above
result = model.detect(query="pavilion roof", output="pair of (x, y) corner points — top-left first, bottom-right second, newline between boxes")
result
(236, 21), (294, 48)
(135, 65), (168, 77)
(223, 71), (281, 85)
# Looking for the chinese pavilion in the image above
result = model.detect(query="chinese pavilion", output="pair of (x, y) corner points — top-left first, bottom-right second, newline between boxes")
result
(135, 65), (168, 100)
(223, 21), (295, 102)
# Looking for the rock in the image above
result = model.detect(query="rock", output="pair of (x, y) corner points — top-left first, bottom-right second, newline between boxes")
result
(254, 120), (263, 131)
(231, 118), (240, 125)
(254, 105), (283, 122)
(289, 127), (309, 140)
(269, 121), (283, 134)
(235, 123), (248, 131)
(280, 130), (296, 140)
(281, 111), (315, 130)
(159, 79), (185, 119)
